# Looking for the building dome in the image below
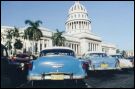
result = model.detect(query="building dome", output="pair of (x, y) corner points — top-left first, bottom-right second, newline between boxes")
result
(65, 1), (91, 34)
(68, 1), (87, 14)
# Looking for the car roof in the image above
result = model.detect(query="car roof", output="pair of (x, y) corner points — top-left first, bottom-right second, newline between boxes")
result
(85, 51), (106, 54)
(110, 54), (122, 56)
(43, 46), (74, 51)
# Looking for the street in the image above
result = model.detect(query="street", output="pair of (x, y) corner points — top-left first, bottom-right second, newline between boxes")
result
(8, 69), (134, 88)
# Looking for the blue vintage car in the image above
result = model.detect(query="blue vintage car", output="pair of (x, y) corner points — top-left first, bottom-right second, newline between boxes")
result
(81, 52), (120, 71)
(27, 47), (87, 83)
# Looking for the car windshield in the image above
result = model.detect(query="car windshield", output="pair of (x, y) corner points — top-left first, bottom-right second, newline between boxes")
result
(40, 49), (75, 57)
(84, 53), (107, 59)
(111, 55), (123, 59)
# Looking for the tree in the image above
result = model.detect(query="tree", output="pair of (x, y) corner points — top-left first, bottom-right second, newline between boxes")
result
(5, 29), (13, 56)
(12, 27), (20, 39)
(14, 39), (23, 54)
(6, 29), (13, 39)
(51, 29), (66, 46)
(121, 50), (127, 58)
(116, 49), (120, 54)
(1, 33), (4, 41)
(5, 40), (12, 55)
(24, 20), (43, 54)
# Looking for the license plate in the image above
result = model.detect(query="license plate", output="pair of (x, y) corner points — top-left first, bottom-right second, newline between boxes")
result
(101, 64), (108, 68)
(51, 74), (64, 80)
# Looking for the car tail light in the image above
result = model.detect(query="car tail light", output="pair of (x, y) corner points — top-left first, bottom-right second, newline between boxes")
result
(82, 62), (87, 70)
(28, 62), (33, 70)
(12, 57), (16, 61)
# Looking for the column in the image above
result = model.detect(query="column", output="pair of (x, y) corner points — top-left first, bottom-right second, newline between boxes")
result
(93, 43), (95, 51)
(42, 39), (44, 50)
(79, 21), (81, 29)
(42, 39), (45, 49)
(74, 22), (76, 29)
(74, 44), (76, 53)
(78, 45), (80, 56)
(90, 43), (92, 51)
(95, 44), (97, 51)
(98, 44), (99, 51)
(72, 22), (74, 29)
(91, 43), (92, 51)
(80, 21), (82, 30)
(81, 22), (83, 30)
(95, 44), (96, 51)
(88, 22), (89, 30)
(94, 44), (96, 51)
(72, 22), (73, 30)
(93, 43), (94, 51)
(77, 21), (79, 29)
(72, 43), (73, 50)
(38, 40), (40, 53)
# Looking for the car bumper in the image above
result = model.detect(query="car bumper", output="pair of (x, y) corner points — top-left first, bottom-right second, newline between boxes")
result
(88, 67), (120, 70)
(27, 74), (85, 80)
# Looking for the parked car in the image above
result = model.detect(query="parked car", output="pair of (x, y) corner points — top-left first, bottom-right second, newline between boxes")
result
(126, 56), (134, 67)
(11, 53), (35, 71)
(27, 47), (87, 85)
(1, 44), (18, 87)
(110, 54), (133, 69)
(81, 52), (120, 71)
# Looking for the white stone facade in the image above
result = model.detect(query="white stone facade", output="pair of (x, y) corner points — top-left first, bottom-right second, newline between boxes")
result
(1, 1), (116, 56)
(126, 50), (134, 57)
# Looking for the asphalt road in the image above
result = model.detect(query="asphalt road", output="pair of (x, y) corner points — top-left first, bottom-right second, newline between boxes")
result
(85, 69), (134, 88)
(1, 69), (134, 88)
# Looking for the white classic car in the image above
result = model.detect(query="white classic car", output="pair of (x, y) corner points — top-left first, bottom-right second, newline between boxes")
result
(110, 54), (133, 69)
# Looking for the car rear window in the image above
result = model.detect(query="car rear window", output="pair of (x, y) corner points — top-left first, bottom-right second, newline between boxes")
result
(40, 49), (75, 57)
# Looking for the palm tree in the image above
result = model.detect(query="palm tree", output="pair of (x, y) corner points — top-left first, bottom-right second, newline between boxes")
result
(51, 29), (66, 46)
(6, 29), (13, 39)
(24, 20), (43, 54)
(14, 39), (23, 49)
(1, 33), (4, 41)
(5, 40), (12, 55)
(12, 27), (20, 39)
(12, 27), (22, 54)
(121, 50), (127, 58)
(13, 39), (23, 55)
(116, 49), (120, 54)
(5, 29), (13, 56)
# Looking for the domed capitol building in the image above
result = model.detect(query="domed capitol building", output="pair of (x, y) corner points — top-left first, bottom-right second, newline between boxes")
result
(1, 1), (116, 56)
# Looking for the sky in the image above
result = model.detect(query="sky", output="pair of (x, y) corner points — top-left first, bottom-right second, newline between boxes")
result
(1, 1), (134, 50)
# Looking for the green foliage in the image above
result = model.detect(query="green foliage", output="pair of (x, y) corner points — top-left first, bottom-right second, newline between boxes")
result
(14, 39), (23, 49)
(24, 20), (43, 41)
(51, 29), (66, 46)
(5, 40), (12, 50)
